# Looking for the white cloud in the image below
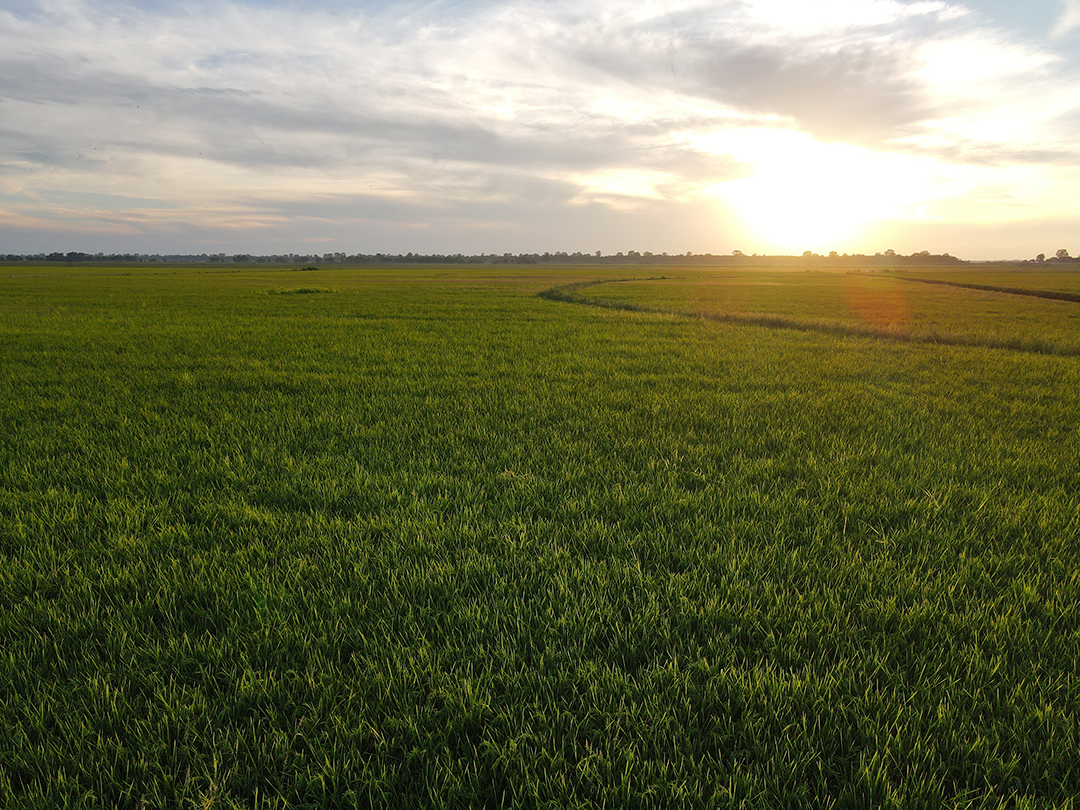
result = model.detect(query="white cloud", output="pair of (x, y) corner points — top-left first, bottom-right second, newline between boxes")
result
(1054, 0), (1080, 37)
(739, 0), (953, 36)
(1, 0), (1079, 255)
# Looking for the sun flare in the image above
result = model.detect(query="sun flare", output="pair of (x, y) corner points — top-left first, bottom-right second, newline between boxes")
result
(699, 128), (939, 253)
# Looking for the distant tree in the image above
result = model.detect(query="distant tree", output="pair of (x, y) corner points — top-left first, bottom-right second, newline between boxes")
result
(829, 251), (838, 258)
(1036, 253), (1045, 263)
(803, 250), (813, 258)
(1056, 249), (1070, 259)
(732, 249), (743, 256)
(884, 249), (896, 257)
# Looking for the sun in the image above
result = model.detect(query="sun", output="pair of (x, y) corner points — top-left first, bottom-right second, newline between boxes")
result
(698, 128), (935, 253)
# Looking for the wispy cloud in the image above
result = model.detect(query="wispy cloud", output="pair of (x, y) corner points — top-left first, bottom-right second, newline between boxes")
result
(1054, 0), (1080, 36)
(1, 0), (1078, 255)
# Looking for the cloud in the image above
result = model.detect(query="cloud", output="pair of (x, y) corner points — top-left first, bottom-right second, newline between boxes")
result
(1054, 0), (1080, 37)
(1, 0), (1080, 255)
(0, 0), (749, 213)
(553, 0), (1074, 147)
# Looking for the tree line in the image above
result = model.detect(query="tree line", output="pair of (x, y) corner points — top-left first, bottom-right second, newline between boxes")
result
(2, 249), (1076, 265)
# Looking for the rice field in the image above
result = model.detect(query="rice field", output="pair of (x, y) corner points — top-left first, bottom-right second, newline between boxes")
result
(1, 262), (1078, 808)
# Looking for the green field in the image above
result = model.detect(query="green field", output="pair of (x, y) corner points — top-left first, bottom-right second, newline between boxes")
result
(2, 263), (1079, 808)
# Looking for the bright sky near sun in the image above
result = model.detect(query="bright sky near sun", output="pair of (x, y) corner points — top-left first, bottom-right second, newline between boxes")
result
(1, 0), (1079, 257)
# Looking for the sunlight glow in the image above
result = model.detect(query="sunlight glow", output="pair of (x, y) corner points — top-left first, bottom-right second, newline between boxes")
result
(917, 36), (1053, 90)
(698, 128), (941, 252)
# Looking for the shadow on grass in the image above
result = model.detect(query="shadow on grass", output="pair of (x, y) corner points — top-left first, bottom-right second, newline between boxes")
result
(266, 287), (333, 295)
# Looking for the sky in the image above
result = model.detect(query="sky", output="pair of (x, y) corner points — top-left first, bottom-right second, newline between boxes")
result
(1, 0), (1079, 258)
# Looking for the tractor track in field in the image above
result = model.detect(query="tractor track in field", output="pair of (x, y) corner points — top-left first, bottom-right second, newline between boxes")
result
(539, 278), (1080, 357)
(897, 276), (1080, 303)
